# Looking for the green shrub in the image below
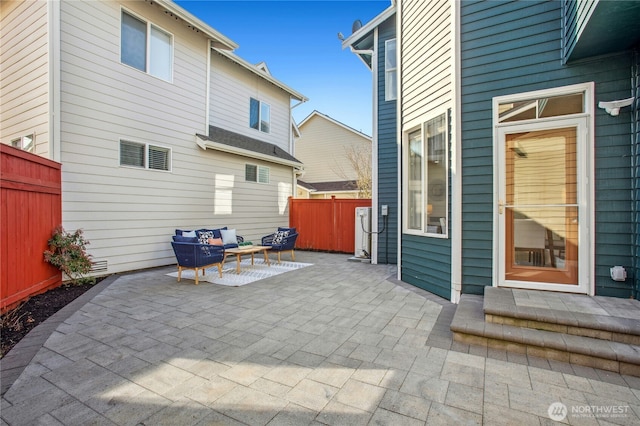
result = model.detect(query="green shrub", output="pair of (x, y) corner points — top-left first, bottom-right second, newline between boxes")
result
(44, 226), (94, 285)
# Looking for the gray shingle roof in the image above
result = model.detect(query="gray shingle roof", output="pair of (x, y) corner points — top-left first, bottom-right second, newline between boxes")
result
(297, 180), (358, 192)
(196, 126), (302, 166)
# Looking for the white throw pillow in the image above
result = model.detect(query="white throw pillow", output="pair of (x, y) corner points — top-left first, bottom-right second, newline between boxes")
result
(220, 229), (237, 245)
(182, 230), (196, 238)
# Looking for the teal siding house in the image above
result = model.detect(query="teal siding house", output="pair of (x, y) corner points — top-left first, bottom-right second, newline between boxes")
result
(342, 5), (398, 265)
(347, 0), (639, 302)
(459, 0), (639, 299)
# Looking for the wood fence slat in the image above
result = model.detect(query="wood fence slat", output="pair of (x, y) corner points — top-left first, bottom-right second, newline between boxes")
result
(289, 196), (372, 254)
(1, 144), (62, 311)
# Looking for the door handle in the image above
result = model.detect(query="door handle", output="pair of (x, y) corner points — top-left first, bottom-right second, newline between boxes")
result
(499, 200), (505, 214)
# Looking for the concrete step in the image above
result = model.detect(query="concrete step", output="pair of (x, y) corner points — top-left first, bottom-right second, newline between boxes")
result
(450, 294), (640, 377)
(483, 287), (640, 345)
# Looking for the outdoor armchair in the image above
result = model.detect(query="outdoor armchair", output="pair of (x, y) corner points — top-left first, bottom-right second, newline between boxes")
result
(171, 241), (224, 285)
(261, 227), (298, 263)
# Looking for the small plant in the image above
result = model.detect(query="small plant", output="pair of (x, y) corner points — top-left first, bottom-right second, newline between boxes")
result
(44, 226), (94, 285)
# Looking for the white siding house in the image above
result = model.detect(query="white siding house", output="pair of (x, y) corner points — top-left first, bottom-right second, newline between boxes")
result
(0, 0), (51, 157)
(295, 111), (371, 199)
(1, 0), (306, 276)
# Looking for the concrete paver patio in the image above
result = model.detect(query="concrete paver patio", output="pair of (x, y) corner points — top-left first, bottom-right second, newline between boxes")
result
(2, 252), (640, 425)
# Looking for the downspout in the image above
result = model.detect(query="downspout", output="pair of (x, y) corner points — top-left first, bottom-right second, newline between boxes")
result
(372, 28), (379, 265)
(450, 0), (463, 303)
(49, 0), (61, 162)
(206, 41), (212, 132)
(290, 97), (306, 197)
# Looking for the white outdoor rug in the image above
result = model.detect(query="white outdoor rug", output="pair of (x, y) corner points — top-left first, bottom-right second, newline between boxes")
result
(166, 259), (313, 287)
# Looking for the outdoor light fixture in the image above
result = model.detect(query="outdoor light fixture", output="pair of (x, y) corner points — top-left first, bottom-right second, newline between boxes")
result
(598, 97), (635, 116)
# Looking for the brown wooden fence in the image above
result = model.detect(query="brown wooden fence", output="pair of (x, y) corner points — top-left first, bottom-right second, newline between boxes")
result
(1, 144), (62, 311)
(289, 196), (372, 253)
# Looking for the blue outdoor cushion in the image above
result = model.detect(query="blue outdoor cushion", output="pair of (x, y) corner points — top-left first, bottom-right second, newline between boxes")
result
(173, 235), (198, 243)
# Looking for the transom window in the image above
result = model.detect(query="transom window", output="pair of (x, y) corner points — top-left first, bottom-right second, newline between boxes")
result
(121, 10), (173, 82)
(120, 140), (171, 171)
(404, 112), (449, 237)
(385, 39), (397, 101)
(498, 93), (584, 123)
(250, 98), (270, 133)
(245, 164), (269, 183)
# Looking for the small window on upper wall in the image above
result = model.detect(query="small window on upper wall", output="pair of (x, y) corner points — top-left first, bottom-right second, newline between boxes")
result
(245, 164), (269, 183)
(385, 39), (397, 101)
(121, 9), (173, 81)
(11, 134), (34, 153)
(250, 98), (270, 133)
(120, 140), (171, 171)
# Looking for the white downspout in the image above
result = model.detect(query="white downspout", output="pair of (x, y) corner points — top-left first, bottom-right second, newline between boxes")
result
(49, 0), (61, 162)
(451, 0), (462, 303)
(371, 28), (379, 264)
(206, 41), (212, 132)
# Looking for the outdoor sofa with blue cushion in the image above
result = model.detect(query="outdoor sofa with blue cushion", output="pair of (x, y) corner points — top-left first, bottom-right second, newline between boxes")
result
(261, 227), (298, 263)
(175, 227), (244, 249)
(170, 241), (224, 285)
(171, 227), (244, 284)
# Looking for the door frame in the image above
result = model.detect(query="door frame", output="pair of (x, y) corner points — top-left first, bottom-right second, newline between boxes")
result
(491, 83), (595, 295)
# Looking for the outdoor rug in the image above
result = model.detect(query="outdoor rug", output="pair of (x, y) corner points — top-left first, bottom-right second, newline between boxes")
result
(166, 259), (313, 286)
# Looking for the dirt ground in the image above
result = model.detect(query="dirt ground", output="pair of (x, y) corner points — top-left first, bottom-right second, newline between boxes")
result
(1, 281), (98, 358)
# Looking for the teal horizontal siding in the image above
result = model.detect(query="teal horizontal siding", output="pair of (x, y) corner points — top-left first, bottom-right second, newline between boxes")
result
(376, 16), (398, 265)
(402, 235), (450, 299)
(461, 0), (634, 297)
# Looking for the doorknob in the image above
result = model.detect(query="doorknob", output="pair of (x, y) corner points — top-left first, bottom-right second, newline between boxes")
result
(499, 200), (504, 214)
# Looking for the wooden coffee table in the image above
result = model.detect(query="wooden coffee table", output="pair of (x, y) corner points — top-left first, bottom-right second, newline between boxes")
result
(224, 246), (271, 274)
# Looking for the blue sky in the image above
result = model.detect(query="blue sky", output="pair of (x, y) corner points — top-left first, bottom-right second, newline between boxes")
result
(175, 0), (390, 136)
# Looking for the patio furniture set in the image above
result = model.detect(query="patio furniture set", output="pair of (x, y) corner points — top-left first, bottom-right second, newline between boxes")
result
(170, 227), (298, 284)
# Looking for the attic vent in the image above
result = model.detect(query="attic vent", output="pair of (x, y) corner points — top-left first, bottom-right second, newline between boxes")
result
(90, 260), (108, 273)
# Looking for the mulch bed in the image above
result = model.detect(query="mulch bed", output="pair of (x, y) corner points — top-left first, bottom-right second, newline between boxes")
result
(0, 280), (101, 358)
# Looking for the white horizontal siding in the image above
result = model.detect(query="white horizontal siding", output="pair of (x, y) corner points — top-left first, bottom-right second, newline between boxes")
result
(58, 0), (292, 275)
(401, 0), (453, 126)
(0, 0), (50, 156)
(209, 51), (291, 152)
(296, 114), (371, 183)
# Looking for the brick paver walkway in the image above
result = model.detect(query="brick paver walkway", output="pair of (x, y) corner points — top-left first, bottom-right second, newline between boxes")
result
(2, 252), (639, 425)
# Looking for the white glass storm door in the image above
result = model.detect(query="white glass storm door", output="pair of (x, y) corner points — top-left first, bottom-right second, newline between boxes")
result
(497, 118), (590, 293)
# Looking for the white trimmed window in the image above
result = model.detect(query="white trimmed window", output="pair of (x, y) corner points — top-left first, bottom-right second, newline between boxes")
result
(403, 111), (448, 237)
(385, 39), (397, 101)
(245, 164), (269, 184)
(121, 9), (173, 82)
(250, 98), (270, 133)
(11, 134), (34, 153)
(120, 140), (171, 171)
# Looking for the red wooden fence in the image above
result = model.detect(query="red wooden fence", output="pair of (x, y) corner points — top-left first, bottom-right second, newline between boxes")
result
(289, 196), (372, 253)
(1, 144), (62, 311)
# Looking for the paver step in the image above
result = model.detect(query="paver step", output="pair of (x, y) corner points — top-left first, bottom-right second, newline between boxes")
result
(450, 294), (640, 377)
(483, 287), (640, 345)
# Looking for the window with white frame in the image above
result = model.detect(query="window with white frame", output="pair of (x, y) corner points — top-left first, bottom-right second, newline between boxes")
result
(385, 39), (397, 101)
(121, 10), (173, 81)
(250, 98), (270, 133)
(245, 164), (269, 183)
(120, 140), (171, 171)
(11, 134), (34, 153)
(404, 112), (448, 236)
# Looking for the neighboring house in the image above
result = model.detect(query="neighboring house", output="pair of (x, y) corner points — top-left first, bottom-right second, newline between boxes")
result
(342, 5), (397, 265)
(347, 0), (639, 302)
(1, 0), (306, 276)
(294, 110), (372, 199)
